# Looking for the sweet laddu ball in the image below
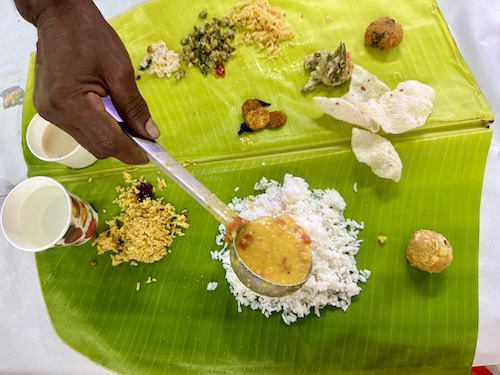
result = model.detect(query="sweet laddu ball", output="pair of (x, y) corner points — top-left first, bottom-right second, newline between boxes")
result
(406, 229), (453, 273)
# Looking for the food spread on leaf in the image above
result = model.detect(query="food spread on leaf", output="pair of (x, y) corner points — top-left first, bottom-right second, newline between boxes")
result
(28, 2), (491, 370)
(134, 7), (434, 184)
(138, 1), (295, 78)
(127, 5), (436, 298)
(133, 6), (433, 184)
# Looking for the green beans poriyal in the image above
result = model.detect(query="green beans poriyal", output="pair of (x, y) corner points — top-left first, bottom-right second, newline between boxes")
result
(181, 15), (237, 75)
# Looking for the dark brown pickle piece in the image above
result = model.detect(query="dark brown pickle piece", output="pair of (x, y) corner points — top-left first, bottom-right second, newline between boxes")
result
(244, 107), (271, 131)
(241, 98), (271, 116)
(242, 99), (262, 116)
(268, 111), (287, 129)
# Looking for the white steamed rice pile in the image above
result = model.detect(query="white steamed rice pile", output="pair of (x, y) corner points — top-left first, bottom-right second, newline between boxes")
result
(210, 174), (370, 325)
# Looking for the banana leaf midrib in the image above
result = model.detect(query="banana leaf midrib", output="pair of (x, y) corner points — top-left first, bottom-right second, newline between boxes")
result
(22, 93), (492, 182)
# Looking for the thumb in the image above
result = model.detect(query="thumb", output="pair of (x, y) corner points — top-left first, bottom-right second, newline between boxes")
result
(108, 82), (161, 140)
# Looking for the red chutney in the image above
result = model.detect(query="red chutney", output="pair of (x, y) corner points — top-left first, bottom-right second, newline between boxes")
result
(234, 215), (312, 285)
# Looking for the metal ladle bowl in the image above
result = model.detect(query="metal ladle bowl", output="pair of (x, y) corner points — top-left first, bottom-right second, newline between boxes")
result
(230, 236), (312, 297)
(103, 97), (313, 297)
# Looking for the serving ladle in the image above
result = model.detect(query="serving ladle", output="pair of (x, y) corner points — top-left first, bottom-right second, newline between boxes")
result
(102, 97), (312, 297)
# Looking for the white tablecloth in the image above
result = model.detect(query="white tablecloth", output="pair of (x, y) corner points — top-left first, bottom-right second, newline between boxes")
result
(0, 0), (498, 373)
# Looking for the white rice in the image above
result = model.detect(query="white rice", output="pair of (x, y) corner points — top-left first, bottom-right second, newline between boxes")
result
(206, 281), (219, 291)
(211, 173), (370, 325)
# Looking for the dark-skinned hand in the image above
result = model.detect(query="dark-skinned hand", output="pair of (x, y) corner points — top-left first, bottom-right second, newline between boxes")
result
(15, 0), (160, 164)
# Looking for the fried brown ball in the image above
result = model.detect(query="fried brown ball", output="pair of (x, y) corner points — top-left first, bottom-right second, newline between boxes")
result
(406, 229), (453, 273)
(365, 17), (403, 50)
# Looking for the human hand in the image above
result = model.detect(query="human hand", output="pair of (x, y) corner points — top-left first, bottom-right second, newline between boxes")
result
(15, 0), (160, 164)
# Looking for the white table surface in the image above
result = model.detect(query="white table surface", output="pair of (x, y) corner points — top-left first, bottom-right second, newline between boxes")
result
(0, 0), (499, 373)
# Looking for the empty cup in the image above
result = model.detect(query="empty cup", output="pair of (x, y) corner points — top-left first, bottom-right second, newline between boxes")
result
(1, 176), (98, 252)
(26, 113), (97, 169)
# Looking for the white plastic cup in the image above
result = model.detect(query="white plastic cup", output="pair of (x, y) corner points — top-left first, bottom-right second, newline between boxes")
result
(26, 113), (97, 169)
(1, 176), (98, 252)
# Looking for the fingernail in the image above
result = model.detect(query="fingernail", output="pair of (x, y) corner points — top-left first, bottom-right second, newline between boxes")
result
(145, 118), (161, 139)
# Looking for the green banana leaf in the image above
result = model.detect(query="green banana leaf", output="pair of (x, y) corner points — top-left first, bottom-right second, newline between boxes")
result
(21, 0), (493, 373)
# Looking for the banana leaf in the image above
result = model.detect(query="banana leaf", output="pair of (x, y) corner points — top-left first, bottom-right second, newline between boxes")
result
(21, 0), (493, 373)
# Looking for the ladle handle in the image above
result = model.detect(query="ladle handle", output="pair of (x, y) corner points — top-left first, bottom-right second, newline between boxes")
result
(101, 96), (237, 227)
(127, 133), (237, 227)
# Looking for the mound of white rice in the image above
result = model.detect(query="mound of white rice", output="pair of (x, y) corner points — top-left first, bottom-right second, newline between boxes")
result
(210, 173), (370, 325)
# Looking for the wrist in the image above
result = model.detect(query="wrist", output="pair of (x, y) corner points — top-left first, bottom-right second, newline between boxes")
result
(14, 0), (95, 26)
